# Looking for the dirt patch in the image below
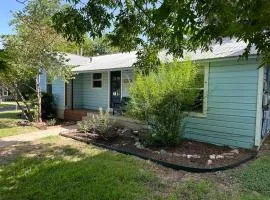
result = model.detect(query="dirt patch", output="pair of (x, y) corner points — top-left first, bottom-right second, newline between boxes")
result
(60, 129), (255, 170)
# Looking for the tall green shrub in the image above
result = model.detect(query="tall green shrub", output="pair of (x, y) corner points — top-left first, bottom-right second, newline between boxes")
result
(127, 60), (201, 146)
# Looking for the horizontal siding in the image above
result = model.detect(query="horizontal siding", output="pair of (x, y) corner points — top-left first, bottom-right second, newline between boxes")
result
(52, 77), (65, 109)
(80, 72), (109, 110)
(185, 59), (259, 149)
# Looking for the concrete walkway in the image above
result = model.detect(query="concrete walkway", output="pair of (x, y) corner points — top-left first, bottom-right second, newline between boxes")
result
(0, 125), (77, 148)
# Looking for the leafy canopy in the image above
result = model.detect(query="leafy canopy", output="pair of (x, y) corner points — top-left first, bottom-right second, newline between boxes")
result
(52, 0), (270, 63)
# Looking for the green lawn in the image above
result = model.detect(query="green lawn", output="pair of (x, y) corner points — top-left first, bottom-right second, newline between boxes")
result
(0, 110), (38, 138)
(1, 136), (270, 200)
(0, 101), (19, 108)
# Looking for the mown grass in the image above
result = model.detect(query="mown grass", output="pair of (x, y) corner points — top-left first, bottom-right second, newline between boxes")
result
(0, 110), (38, 137)
(1, 136), (270, 200)
(234, 154), (270, 199)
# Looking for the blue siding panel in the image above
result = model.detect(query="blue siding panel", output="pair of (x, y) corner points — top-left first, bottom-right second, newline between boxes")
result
(185, 59), (259, 149)
(52, 77), (65, 109)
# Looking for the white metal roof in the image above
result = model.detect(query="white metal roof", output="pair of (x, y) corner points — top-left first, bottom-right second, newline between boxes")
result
(67, 39), (257, 72)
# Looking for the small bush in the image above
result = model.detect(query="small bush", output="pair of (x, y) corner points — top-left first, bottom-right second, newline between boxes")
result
(46, 118), (57, 126)
(77, 108), (116, 138)
(128, 60), (201, 146)
(41, 92), (56, 119)
(77, 119), (91, 133)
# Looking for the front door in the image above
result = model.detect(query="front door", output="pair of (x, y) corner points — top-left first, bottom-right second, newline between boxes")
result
(110, 71), (121, 107)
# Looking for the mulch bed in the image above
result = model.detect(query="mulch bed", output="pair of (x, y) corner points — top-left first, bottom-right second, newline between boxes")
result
(60, 128), (256, 172)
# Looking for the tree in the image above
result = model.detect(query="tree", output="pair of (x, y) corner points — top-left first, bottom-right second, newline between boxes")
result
(56, 35), (119, 56)
(52, 0), (270, 64)
(0, 0), (72, 122)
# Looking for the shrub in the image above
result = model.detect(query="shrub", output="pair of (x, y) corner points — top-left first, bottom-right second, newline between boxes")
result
(128, 60), (201, 146)
(77, 119), (91, 134)
(77, 108), (116, 138)
(41, 92), (56, 119)
(46, 118), (57, 126)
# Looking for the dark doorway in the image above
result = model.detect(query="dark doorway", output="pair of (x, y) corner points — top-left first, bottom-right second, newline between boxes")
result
(110, 71), (121, 108)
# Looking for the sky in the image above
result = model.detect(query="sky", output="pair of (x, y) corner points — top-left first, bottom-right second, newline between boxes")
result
(0, 0), (25, 48)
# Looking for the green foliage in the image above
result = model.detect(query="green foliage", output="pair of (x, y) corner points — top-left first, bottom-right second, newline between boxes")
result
(0, 111), (38, 138)
(132, 46), (161, 75)
(41, 92), (56, 119)
(234, 155), (270, 196)
(168, 180), (233, 200)
(0, 137), (161, 200)
(77, 119), (90, 134)
(52, 0), (270, 64)
(77, 108), (116, 138)
(46, 118), (57, 126)
(0, 0), (74, 122)
(56, 35), (120, 57)
(128, 60), (200, 146)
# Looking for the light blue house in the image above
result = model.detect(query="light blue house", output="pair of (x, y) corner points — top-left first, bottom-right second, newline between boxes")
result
(41, 40), (270, 149)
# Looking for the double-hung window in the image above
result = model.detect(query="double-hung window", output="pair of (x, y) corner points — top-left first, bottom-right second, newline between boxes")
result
(92, 73), (102, 88)
(188, 64), (209, 117)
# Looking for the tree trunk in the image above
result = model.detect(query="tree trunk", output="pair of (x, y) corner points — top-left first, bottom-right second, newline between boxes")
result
(36, 74), (42, 122)
(11, 85), (33, 121)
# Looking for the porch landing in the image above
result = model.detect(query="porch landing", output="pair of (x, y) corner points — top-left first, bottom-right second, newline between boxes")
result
(64, 109), (99, 121)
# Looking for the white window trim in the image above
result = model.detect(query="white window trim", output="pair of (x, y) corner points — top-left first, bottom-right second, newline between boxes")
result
(255, 66), (264, 147)
(188, 63), (209, 118)
(2, 88), (9, 97)
(92, 72), (103, 89)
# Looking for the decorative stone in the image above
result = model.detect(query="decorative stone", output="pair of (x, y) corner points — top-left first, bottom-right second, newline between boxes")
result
(160, 149), (167, 154)
(216, 155), (224, 159)
(207, 159), (213, 165)
(222, 152), (234, 156)
(173, 153), (181, 157)
(132, 130), (139, 136)
(182, 154), (187, 157)
(187, 155), (192, 159)
(134, 141), (144, 149)
(230, 149), (239, 154)
(192, 155), (201, 159)
(209, 154), (216, 159)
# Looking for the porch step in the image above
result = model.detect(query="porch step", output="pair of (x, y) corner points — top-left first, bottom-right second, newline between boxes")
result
(64, 109), (88, 121)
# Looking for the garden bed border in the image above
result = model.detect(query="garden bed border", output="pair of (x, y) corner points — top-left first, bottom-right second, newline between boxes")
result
(59, 132), (257, 173)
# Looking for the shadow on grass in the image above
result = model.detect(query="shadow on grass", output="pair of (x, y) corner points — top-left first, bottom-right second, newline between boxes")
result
(0, 111), (21, 119)
(0, 141), (161, 200)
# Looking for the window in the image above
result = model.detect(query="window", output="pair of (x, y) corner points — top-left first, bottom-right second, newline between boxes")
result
(92, 73), (102, 88)
(2, 88), (8, 96)
(186, 64), (209, 116)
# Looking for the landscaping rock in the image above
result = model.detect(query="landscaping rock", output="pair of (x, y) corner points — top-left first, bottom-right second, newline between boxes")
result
(134, 141), (144, 149)
(216, 155), (224, 159)
(207, 159), (213, 165)
(230, 149), (239, 154)
(160, 149), (167, 154)
(132, 130), (139, 136)
(187, 155), (200, 159)
(173, 153), (181, 157)
(209, 154), (216, 159)
(192, 155), (201, 159)
(222, 152), (234, 156)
